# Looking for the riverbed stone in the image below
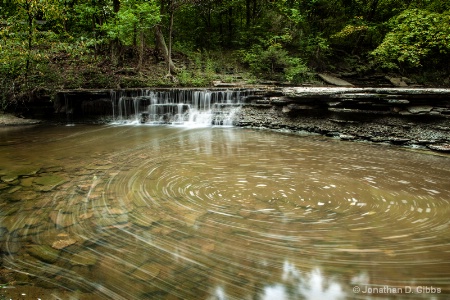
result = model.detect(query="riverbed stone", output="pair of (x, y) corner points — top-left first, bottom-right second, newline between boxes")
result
(20, 177), (35, 187)
(3, 241), (23, 254)
(131, 262), (161, 281)
(1, 175), (18, 183)
(1, 167), (41, 184)
(115, 214), (129, 224)
(7, 186), (22, 194)
(34, 175), (67, 192)
(27, 245), (60, 263)
(0, 216), (24, 232)
(49, 210), (77, 228)
(70, 250), (98, 266)
(130, 208), (161, 227)
(52, 238), (77, 250)
(0, 227), (7, 241)
(23, 216), (42, 228)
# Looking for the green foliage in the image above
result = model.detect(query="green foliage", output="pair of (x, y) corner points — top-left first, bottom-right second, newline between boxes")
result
(1, 0), (450, 107)
(371, 9), (450, 70)
(178, 69), (209, 87)
(298, 35), (331, 66)
(101, 0), (160, 46)
(239, 43), (309, 83)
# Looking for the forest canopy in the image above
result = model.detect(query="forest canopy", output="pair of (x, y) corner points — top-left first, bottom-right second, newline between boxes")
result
(1, 0), (449, 106)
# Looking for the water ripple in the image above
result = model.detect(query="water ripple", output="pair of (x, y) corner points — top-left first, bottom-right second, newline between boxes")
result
(1, 126), (449, 299)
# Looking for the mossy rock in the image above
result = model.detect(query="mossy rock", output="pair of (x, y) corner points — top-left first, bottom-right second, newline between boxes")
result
(7, 186), (22, 194)
(0, 215), (23, 232)
(0, 205), (20, 216)
(20, 177), (35, 187)
(70, 250), (98, 266)
(131, 262), (161, 281)
(1, 174), (19, 183)
(33, 175), (68, 192)
(27, 245), (60, 263)
(95, 217), (119, 228)
(130, 210), (161, 228)
(0, 227), (7, 241)
(1, 167), (41, 183)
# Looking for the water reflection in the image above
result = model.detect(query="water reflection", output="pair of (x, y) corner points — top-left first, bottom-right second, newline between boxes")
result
(260, 263), (346, 300)
(0, 125), (449, 299)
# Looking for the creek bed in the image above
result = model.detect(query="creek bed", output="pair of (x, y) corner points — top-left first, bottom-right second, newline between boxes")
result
(1, 124), (449, 299)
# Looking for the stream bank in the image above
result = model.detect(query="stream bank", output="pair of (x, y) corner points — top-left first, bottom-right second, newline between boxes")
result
(235, 87), (450, 152)
(2, 86), (450, 152)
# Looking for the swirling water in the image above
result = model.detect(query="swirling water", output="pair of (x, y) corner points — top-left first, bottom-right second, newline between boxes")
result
(0, 125), (449, 299)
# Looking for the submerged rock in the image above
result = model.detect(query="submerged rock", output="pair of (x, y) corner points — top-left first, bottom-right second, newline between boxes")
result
(131, 262), (161, 281)
(27, 245), (60, 263)
(70, 250), (98, 266)
(49, 210), (77, 228)
(0, 167), (41, 183)
(52, 238), (77, 250)
(34, 175), (67, 191)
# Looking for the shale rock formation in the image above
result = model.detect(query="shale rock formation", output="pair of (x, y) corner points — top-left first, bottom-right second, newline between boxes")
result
(236, 87), (450, 152)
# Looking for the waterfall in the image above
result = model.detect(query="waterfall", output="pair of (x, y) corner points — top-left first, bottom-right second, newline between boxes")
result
(112, 89), (257, 126)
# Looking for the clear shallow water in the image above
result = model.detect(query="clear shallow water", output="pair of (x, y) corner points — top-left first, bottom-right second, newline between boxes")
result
(0, 125), (449, 300)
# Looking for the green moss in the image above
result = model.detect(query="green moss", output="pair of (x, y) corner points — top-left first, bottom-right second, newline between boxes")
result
(27, 245), (60, 264)
(33, 175), (67, 192)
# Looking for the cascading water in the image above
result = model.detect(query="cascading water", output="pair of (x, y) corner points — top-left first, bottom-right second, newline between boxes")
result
(112, 89), (257, 126)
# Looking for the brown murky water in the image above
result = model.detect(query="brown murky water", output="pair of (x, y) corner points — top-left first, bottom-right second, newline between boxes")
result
(1, 125), (449, 300)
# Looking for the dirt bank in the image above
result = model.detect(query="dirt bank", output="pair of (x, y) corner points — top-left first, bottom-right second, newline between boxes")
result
(0, 113), (41, 126)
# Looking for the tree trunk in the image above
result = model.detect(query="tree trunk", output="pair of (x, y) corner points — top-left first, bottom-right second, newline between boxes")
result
(111, 0), (121, 66)
(113, 0), (120, 13)
(168, 9), (174, 75)
(228, 7), (233, 42)
(367, 0), (379, 21)
(25, 4), (33, 79)
(154, 24), (177, 74)
(137, 30), (144, 71)
(246, 0), (251, 27)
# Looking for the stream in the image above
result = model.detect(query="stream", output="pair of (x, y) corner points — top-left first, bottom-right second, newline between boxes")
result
(1, 124), (449, 299)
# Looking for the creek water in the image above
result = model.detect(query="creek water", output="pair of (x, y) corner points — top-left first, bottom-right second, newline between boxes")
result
(0, 124), (449, 299)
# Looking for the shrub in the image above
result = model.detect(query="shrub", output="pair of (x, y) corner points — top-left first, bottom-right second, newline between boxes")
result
(371, 9), (450, 70)
(239, 43), (309, 83)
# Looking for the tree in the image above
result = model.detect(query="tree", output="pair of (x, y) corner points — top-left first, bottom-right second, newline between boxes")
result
(155, 0), (201, 77)
(371, 9), (450, 70)
(1, 0), (63, 78)
(102, 0), (161, 70)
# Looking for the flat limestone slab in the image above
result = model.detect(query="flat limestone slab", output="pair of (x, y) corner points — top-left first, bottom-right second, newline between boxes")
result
(283, 87), (450, 97)
(318, 73), (354, 86)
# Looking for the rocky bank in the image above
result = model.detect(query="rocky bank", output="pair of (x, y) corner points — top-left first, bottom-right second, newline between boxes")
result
(235, 87), (450, 152)
(3, 86), (450, 152)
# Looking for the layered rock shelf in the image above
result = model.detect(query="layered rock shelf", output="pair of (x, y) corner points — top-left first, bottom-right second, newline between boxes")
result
(11, 86), (450, 152)
(236, 87), (450, 152)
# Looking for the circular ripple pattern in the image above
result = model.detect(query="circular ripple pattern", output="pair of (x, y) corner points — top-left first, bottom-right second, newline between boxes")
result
(1, 125), (449, 300)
